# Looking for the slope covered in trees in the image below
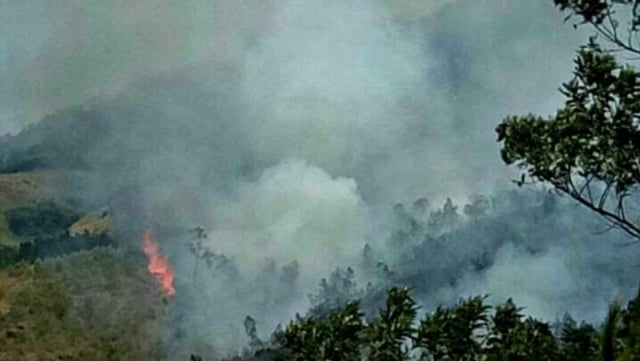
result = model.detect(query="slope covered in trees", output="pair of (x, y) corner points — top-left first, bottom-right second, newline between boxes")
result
(202, 286), (640, 361)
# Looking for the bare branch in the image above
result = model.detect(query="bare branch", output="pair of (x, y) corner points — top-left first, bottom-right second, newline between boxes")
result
(599, 183), (612, 210)
(592, 13), (640, 55)
(555, 177), (640, 240)
(578, 175), (595, 203)
(593, 221), (619, 235)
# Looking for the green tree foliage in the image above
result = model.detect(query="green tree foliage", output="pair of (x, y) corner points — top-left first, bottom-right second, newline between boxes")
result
(0, 201), (116, 270)
(278, 301), (365, 361)
(497, 0), (640, 241)
(417, 296), (488, 361)
(559, 320), (600, 361)
(604, 302), (623, 361)
(6, 201), (79, 238)
(619, 286), (640, 361)
(366, 287), (417, 361)
(245, 286), (640, 361)
(486, 310), (559, 361)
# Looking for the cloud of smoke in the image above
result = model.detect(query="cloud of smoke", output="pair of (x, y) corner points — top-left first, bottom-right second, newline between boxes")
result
(208, 159), (369, 285)
(4, 0), (628, 356)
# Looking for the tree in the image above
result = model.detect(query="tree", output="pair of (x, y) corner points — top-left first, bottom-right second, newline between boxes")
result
(553, 0), (640, 55)
(308, 267), (362, 317)
(428, 198), (462, 234)
(242, 285), (640, 361)
(416, 296), (489, 361)
(366, 287), (418, 361)
(279, 301), (365, 361)
(603, 301), (623, 361)
(497, 1), (640, 242)
(484, 299), (560, 361)
(559, 321), (600, 361)
(619, 286), (640, 360)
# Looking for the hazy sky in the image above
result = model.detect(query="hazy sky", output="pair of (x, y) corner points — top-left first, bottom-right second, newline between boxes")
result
(1, 1), (589, 211)
(1, 0), (604, 352)
(1, 1), (583, 133)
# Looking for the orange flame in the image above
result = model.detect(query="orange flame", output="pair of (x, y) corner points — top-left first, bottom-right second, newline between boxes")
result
(142, 229), (175, 297)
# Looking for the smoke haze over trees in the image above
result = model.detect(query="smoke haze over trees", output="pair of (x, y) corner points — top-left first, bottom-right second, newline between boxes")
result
(2, 0), (640, 359)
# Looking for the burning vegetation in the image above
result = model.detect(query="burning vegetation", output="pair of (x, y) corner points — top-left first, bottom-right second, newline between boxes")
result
(143, 229), (175, 297)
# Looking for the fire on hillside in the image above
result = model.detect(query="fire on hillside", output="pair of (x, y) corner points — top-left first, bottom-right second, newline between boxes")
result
(142, 229), (175, 297)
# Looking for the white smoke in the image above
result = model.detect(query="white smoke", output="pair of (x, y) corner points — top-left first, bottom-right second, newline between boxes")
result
(208, 159), (368, 287)
(4, 0), (624, 357)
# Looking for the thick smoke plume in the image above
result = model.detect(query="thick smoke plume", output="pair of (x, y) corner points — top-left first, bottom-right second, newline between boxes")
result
(4, 0), (638, 357)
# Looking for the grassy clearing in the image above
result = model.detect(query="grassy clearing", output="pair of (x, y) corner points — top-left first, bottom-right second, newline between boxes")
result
(68, 207), (111, 236)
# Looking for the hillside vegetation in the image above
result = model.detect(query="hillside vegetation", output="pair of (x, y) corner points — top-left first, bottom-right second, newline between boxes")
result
(0, 249), (171, 361)
(0, 169), (171, 360)
(0, 172), (58, 247)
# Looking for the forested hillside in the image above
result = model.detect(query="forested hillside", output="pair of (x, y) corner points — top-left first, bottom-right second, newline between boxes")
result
(2, 0), (640, 360)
